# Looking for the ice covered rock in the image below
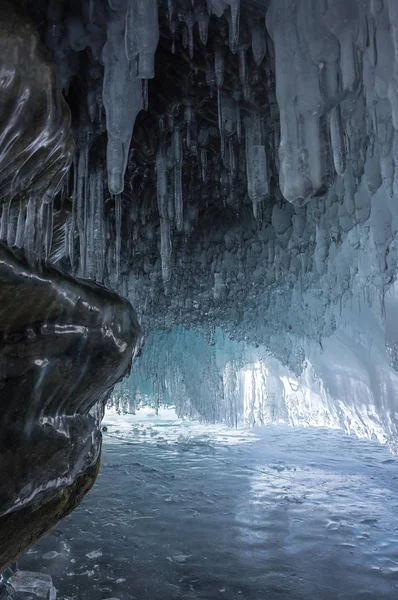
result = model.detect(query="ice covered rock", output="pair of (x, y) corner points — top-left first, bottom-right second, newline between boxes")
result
(0, 1), (74, 208)
(0, 243), (142, 571)
(0, 1), (142, 572)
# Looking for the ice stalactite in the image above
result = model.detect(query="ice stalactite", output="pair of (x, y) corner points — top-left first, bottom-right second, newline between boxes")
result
(244, 114), (269, 218)
(173, 128), (183, 232)
(198, 127), (209, 183)
(85, 172), (97, 280)
(238, 48), (248, 99)
(76, 144), (89, 277)
(215, 46), (225, 143)
(226, 0), (240, 52)
(156, 146), (171, 283)
(128, 0), (159, 79)
(104, 0), (159, 196)
(251, 23), (267, 67)
(184, 104), (193, 151)
(94, 167), (106, 283)
(330, 105), (346, 176)
(196, 5), (209, 46)
(40, 200), (54, 261)
(266, 0), (362, 205)
(115, 193), (122, 280)
(103, 4), (144, 195)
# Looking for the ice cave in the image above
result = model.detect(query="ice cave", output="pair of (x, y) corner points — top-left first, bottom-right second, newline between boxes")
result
(1, 0), (398, 598)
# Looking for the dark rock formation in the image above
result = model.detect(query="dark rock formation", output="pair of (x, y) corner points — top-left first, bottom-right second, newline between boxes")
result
(0, 243), (142, 572)
(0, 1), (142, 571)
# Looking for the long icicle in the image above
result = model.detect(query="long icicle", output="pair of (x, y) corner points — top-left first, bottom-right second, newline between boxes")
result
(115, 192), (122, 281)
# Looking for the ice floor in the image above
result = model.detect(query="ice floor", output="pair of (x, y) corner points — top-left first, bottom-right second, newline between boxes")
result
(15, 409), (398, 599)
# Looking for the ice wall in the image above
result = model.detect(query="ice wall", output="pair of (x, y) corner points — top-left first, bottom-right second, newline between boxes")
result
(110, 291), (398, 451)
(8, 0), (398, 446)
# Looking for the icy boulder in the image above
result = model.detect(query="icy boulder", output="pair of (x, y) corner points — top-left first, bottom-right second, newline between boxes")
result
(6, 571), (56, 600)
(0, 243), (142, 572)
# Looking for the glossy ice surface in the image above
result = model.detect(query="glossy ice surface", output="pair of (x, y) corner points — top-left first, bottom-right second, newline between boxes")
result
(18, 410), (398, 600)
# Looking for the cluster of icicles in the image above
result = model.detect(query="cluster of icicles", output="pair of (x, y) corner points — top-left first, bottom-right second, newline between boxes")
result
(19, 0), (271, 284)
(7, 0), (381, 286)
(102, 0), (270, 285)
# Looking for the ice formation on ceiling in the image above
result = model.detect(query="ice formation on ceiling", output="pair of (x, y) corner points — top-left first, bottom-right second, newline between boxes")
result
(4, 0), (398, 446)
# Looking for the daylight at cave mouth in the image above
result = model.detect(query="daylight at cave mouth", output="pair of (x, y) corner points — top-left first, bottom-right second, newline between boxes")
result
(1, 1), (398, 599)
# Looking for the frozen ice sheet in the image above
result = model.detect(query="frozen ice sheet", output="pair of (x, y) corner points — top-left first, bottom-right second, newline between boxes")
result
(18, 412), (398, 600)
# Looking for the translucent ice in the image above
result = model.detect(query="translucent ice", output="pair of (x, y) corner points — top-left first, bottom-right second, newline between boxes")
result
(7, 571), (56, 600)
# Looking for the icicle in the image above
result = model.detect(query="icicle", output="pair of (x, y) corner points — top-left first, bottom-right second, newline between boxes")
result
(186, 13), (195, 58)
(239, 48), (249, 99)
(214, 48), (225, 156)
(66, 16), (88, 52)
(87, 90), (97, 123)
(223, 93), (237, 137)
(7, 202), (17, 248)
(228, 138), (237, 177)
(201, 148), (208, 182)
(236, 101), (241, 142)
(133, 0), (159, 79)
(215, 47), (225, 89)
(69, 157), (78, 270)
(174, 164), (183, 231)
(156, 147), (168, 211)
(251, 23), (266, 66)
(330, 105), (346, 176)
(184, 105), (193, 149)
(95, 167), (105, 283)
(217, 88), (223, 142)
(172, 129), (183, 231)
(143, 79), (149, 111)
(210, 0), (226, 18)
(64, 219), (69, 262)
(24, 196), (38, 260)
(115, 193), (122, 280)
(15, 200), (26, 249)
(244, 115), (269, 217)
(0, 202), (9, 243)
(76, 145), (88, 276)
(182, 26), (189, 50)
(167, 195), (175, 222)
(156, 147), (172, 282)
(85, 172), (96, 278)
(220, 135), (226, 161)
(103, 12), (143, 195)
(40, 201), (54, 261)
(226, 0), (240, 51)
(125, 1), (138, 64)
(197, 9), (209, 45)
(169, 18), (177, 54)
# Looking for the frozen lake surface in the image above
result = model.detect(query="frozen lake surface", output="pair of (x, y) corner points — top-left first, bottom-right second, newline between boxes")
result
(17, 409), (398, 599)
